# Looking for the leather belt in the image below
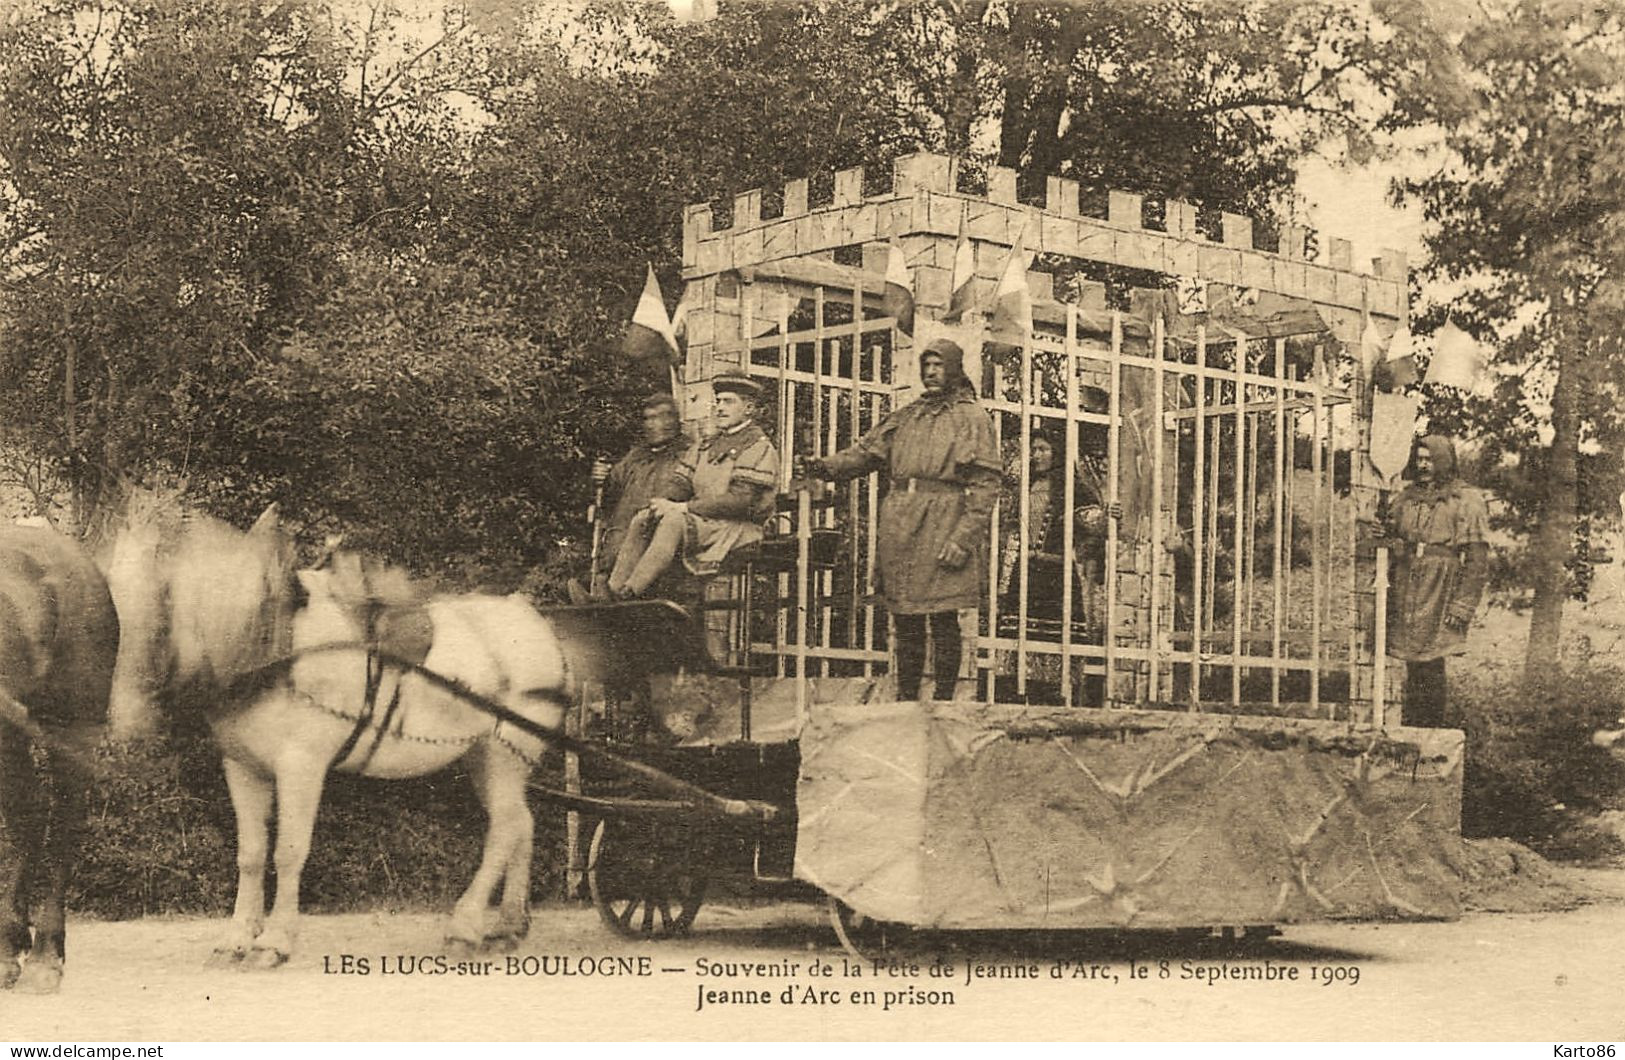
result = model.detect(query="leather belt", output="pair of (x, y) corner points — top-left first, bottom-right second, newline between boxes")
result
(893, 478), (960, 494)
(1398, 542), (1460, 558)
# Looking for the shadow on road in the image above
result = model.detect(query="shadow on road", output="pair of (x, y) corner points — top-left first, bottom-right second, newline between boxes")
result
(672, 901), (1385, 964)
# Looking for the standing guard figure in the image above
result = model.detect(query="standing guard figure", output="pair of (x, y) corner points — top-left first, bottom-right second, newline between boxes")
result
(803, 337), (1000, 701)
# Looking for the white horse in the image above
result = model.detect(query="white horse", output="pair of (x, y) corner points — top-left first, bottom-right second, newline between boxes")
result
(113, 506), (571, 966)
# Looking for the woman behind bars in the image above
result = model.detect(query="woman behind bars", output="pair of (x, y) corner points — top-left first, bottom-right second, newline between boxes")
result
(802, 337), (1000, 701)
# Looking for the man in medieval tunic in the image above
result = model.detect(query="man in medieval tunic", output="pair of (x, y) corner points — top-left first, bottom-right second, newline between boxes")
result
(606, 369), (778, 598)
(569, 392), (688, 604)
(1381, 433), (1490, 727)
(803, 337), (1000, 701)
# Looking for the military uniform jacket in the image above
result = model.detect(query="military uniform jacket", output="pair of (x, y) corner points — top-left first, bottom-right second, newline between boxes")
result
(666, 422), (780, 576)
(599, 436), (687, 575)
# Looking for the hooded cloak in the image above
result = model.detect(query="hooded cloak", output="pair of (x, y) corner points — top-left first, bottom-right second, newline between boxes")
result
(1385, 434), (1491, 661)
(820, 338), (1000, 613)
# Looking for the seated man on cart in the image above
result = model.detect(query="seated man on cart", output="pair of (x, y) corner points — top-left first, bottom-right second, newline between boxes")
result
(570, 391), (689, 605)
(605, 368), (780, 600)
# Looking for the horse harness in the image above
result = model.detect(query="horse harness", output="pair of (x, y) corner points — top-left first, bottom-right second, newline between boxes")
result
(325, 566), (432, 773)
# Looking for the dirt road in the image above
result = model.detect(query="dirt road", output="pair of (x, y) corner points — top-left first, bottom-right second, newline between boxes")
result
(4, 869), (1624, 1042)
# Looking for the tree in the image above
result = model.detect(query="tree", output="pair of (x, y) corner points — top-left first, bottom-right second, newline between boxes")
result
(0, 0), (1438, 587)
(0, 0), (355, 527)
(1398, 0), (1625, 681)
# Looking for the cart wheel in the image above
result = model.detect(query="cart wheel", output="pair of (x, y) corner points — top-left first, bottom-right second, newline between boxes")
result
(587, 818), (706, 939)
(827, 897), (908, 960)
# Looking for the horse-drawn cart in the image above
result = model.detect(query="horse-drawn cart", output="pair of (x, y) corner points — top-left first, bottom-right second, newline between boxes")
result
(545, 650), (1463, 950)
(542, 152), (1467, 950)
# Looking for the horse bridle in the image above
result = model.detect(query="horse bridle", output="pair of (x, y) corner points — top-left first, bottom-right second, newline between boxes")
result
(323, 560), (407, 774)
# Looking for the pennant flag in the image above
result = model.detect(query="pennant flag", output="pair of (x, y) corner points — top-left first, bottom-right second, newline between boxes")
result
(944, 206), (976, 323)
(1359, 316), (1387, 375)
(1374, 324), (1418, 390)
(671, 282), (695, 350)
(883, 237), (915, 335)
(623, 264), (678, 365)
(988, 228), (1033, 348)
(1425, 320), (1487, 391)
(1369, 391), (1420, 486)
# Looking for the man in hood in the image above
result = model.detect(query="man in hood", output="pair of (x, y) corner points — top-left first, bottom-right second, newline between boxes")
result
(803, 337), (1000, 701)
(1380, 433), (1491, 727)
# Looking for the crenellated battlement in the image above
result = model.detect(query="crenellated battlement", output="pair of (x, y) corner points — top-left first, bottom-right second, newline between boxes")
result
(682, 151), (1406, 320)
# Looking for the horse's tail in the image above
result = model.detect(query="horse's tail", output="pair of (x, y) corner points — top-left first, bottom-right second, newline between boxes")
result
(102, 519), (167, 739)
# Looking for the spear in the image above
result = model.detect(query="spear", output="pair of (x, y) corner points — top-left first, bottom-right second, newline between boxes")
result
(586, 462), (608, 596)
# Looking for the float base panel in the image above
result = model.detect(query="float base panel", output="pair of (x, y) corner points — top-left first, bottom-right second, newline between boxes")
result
(794, 701), (1463, 929)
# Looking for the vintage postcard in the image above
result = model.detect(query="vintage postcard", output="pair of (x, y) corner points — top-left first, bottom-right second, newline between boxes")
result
(2, 0), (1622, 1045)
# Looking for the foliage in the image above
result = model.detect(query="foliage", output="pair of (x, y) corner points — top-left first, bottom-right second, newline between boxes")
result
(0, 0), (1430, 579)
(1455, 659), (1625, 861)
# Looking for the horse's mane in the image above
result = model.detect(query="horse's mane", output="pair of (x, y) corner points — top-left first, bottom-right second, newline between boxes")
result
(163, 508), (298, 700)
(322, 551), (428, 617)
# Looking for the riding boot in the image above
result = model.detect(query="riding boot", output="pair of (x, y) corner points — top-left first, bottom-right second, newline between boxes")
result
(893, 614), (926, 701)
(929, 611), (962, 700)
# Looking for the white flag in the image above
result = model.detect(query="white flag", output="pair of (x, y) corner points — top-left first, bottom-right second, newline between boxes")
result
(1369, 392), (1420, 486)
(1425, 321), (1487, 391)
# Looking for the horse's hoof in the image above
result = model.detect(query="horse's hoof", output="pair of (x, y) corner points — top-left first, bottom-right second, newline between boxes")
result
(206, 947), (248, 968)
(483, 933), (522, 954)
(443, 936), (479, 959)
(242, 947), (288, 970)
(14, 960), (63, 995)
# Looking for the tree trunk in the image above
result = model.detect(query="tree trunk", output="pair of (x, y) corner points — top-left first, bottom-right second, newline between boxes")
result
(942, 7), (986, 156)
(1524, 326), (1580, 683)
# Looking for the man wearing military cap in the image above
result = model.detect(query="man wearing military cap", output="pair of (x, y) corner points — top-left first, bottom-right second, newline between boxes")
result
(606, 368), (780, 598)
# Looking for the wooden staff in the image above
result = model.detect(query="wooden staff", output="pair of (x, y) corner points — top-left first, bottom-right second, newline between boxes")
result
(586, 476), (607, 595)
(1271, 339), (1286, 709)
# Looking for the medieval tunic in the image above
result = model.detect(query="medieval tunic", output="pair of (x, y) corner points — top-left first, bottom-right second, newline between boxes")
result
(822, 389), (1000, 614)
(1386, 477), (1490, 662)
(666, 422), (780, 576)
(598, 435), (687, 577)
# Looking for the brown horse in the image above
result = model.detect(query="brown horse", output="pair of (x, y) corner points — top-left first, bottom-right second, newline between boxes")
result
(0, 525), (119, 994)
(107, 505), (571, 966)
